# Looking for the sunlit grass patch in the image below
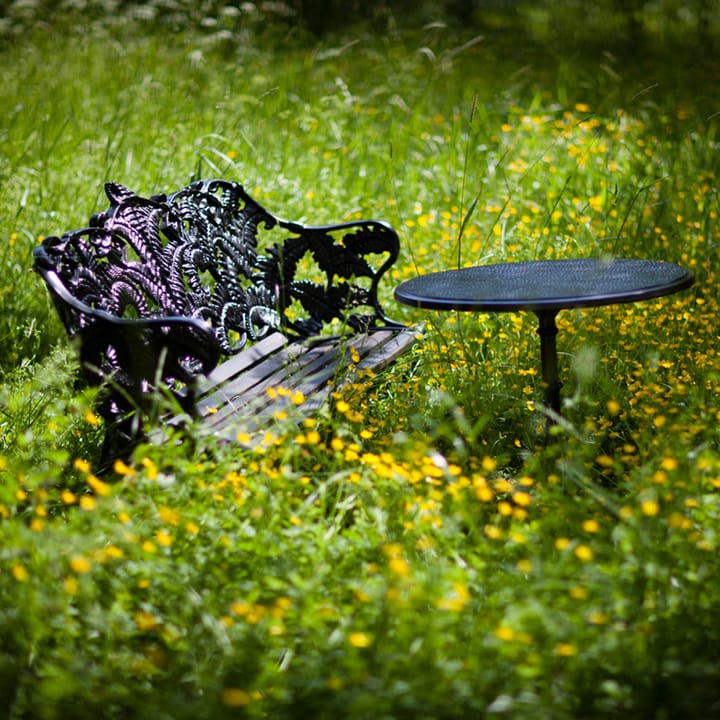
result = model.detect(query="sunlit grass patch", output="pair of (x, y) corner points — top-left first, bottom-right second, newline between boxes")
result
(1, 11), (720, 719)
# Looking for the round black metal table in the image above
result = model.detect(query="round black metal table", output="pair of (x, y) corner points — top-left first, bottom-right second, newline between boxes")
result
(394, 258), (695, 416)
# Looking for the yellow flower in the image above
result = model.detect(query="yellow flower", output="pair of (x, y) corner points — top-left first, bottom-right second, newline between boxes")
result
(596, 454), (614, 468)
(157, 506), (180, 526)
(156, 530), (173, 547)
(222, 688), (251, 707)
(497, 501), (513, 516)
(84, 409), (100, 426)
(133, 610), (160, 631)
(11, 564), (29, 582)
(306, 430), (321, 445)
(79, 496), (96, 511)
(70, 555), (92, 574)
(349, 632), (372, 648)
(61, 490), (76, 504)
(105, 545), (124, 559)
(230, 601), (250, 616)
(113, 459), (134, 476)
(495, 625), (515, 641)
(555, 642), (577, 657)
(516, 559), (533, 574)
(641, 499), (660, 517)
(389, 556), (410, 578)
(574, 545), (593, 561)
(74, 458), (91, 473)
(582, 519), (600, 533)
(141, 457), (158, 480)
(87, 474), (111, 497)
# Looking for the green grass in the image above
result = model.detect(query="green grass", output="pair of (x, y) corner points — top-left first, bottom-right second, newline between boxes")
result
(2, 9), (720, 719)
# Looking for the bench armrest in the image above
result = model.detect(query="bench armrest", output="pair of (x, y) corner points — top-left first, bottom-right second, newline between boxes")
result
(268, 216), (404, 336)
(35, 254), (220, 416)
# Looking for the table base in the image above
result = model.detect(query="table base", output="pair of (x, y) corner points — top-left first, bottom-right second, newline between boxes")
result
(536, 310), (562, 417)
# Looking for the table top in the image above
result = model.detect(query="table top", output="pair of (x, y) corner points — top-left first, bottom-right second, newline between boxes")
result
(394, 258), (695, 313)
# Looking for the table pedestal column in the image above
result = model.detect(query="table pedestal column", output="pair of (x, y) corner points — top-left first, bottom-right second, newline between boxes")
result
(535, 310), (562, 416)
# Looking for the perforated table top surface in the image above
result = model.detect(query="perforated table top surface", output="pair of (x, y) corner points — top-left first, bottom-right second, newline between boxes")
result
(394, 258), (695, 313)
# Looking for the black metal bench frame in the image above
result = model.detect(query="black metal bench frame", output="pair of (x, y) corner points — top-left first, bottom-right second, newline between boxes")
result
(33, 179), (415, 459)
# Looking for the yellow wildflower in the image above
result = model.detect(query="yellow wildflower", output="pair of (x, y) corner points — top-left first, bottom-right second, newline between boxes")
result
(155, 530), (173, 547)
(87, 474), (111, 497)
(641, 499), (660, 517)
(79, 496), (96, 511)
(74, 458), (91, 473)
(575, 545), (593, 561)
(495, 625), (515, 641)
(12, 564), (29, 582)
(222, 688), (251, 707)
(70, 555), (92, 574)
(349, 632), (372, 648)
(113, 459), (134, 476)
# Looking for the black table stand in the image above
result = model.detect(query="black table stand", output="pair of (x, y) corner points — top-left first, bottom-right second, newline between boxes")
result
(537, 310), (562, 417)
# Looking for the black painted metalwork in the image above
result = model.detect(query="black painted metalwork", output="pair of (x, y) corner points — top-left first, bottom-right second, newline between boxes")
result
(34, 179), (402, 451)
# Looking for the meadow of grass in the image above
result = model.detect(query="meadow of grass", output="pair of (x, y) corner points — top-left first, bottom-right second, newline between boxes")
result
(2, 6), (720, 718)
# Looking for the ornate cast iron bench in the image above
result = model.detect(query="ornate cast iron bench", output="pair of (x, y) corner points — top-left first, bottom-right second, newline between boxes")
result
(33, 179), (415, 459)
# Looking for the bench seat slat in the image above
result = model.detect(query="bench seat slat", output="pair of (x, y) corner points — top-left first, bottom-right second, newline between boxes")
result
(202, 332), (291, 386)
(199, 328), (415, 435)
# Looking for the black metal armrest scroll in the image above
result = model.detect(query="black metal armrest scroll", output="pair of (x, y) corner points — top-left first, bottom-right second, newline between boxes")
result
(267, 216), (403, 336)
